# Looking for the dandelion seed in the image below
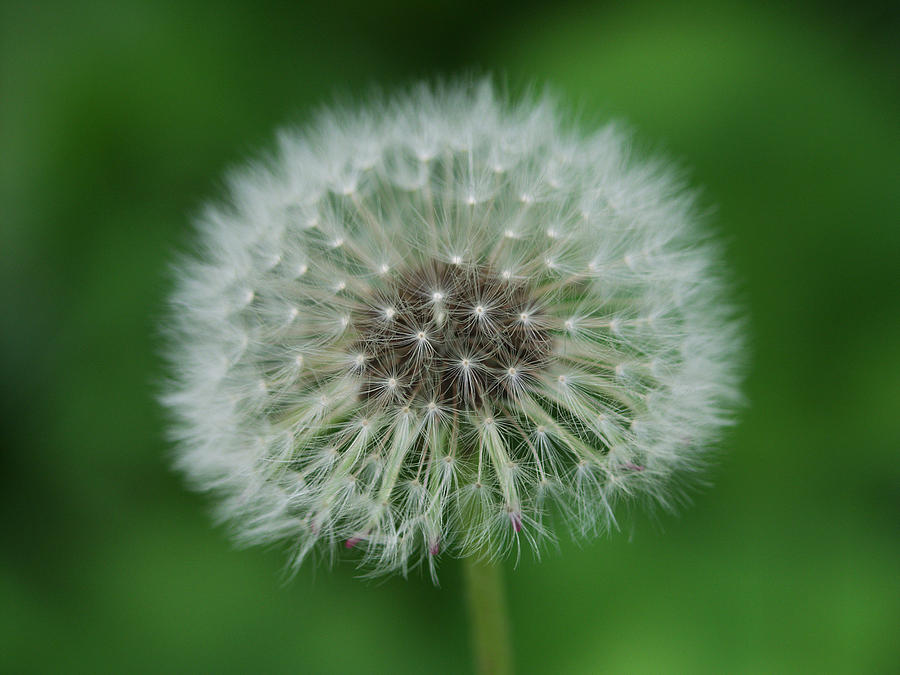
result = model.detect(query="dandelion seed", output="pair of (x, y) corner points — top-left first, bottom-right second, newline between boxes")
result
(163, 79), (743, 580)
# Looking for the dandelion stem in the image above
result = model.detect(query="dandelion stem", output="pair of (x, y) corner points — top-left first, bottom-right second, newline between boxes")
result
(462, 554), (513, 675)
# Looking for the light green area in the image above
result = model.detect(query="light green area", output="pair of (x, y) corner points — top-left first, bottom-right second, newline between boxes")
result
(2, 1), (897, 673)
(463, 555), (513, 675)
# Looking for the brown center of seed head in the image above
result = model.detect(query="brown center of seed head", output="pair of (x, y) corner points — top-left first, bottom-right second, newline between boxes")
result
(354, 262), (552, 410)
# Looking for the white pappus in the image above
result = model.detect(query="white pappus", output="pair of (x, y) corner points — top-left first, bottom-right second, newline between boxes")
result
(162, 79), (744, 580)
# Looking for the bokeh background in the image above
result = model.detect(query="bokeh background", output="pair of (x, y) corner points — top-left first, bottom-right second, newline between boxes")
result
(2, 0), (898, 672)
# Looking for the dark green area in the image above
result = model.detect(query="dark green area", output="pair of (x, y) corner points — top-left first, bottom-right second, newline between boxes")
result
(2, 1), (897, 672)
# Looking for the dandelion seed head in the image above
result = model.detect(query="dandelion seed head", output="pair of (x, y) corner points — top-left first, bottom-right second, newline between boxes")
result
(163, 79), (743, 579)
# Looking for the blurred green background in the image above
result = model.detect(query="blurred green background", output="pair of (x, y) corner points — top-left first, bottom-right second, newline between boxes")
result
(2, 0), (898, 672)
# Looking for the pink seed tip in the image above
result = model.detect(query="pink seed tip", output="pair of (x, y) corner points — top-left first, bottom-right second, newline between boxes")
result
(345, 536), (363, 549)
(429, 541), (441, 556)
(625, 462), (645, 472)
(510, 512), (523, 533)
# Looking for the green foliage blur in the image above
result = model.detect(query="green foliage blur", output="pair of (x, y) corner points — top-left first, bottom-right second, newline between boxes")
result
(2, 1), (897, 672)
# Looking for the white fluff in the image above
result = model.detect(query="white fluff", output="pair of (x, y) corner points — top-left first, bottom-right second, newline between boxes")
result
(163, 79), (743, 579)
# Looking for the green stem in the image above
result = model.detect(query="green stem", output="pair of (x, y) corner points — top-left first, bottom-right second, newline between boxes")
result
(462, 555), (514, 675)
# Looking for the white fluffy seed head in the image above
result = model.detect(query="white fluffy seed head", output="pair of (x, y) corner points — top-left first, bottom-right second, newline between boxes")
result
(163, 79), (743, 580)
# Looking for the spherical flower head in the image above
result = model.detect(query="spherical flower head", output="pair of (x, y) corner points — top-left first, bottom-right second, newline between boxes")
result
(163, 80), (743, 579)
